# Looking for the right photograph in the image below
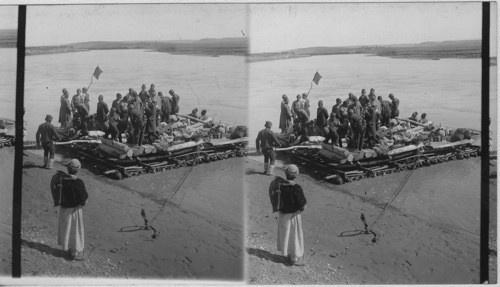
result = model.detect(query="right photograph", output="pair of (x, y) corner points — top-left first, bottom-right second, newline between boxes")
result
(245, 2), (497, 284)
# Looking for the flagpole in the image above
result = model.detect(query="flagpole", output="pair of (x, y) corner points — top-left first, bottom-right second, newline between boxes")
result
(87, 75), (93, 91)
(307, 80), (313, 95)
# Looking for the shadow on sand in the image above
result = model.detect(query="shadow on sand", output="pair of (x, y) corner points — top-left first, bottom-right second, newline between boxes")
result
(21, 239), (71, 260)
(246, 247), (292, 266)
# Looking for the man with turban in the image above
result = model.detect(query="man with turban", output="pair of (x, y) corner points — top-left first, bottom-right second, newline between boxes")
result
(271, 164), (307, 266)
(56, 159), (88, 261)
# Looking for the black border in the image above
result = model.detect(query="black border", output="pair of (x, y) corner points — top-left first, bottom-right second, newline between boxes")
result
(12, 5), (26, 278)
(480, 1), (491, 284)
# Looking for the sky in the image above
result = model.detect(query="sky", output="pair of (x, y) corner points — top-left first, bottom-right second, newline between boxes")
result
(0, 6), (18, 29)
(26, 4), (247, 46)
(250, 2), (485, 53)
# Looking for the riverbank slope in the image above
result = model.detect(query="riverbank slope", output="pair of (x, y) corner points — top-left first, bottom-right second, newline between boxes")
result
(245, 155), (495, 284)
(20, 149), (244, 281)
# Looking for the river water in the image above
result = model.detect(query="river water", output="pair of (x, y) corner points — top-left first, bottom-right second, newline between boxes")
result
(249, 53), (497, 236)
(23, 49), (247, 140)
(0, 48), (16, 120)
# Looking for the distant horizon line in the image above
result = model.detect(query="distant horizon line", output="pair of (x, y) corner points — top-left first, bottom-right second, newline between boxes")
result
(28, 38), (480, 49)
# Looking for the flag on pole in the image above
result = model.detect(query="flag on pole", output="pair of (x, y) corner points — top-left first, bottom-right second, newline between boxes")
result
(93, 66), (103, 80)
(312, 71), (322, 85)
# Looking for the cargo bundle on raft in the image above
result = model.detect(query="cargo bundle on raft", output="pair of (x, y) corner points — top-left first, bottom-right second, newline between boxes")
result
(274, 118), (481, 184)
(0, 118), (15, 148)
(53, 114), (248, 179)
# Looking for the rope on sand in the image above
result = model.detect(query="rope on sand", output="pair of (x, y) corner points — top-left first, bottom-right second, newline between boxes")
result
(141, 164), (194, 239)
(362, 161), (416, 243)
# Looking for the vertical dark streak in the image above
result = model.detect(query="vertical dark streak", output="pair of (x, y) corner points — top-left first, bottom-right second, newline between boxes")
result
(12, 5), (26, 278)
(480, 1), (490, 284)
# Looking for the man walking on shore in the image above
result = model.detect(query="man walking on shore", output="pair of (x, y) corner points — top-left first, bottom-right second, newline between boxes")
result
(36, 115), (61, 169)
(256, 121), (281, 175)
(271, 164), (307, 266)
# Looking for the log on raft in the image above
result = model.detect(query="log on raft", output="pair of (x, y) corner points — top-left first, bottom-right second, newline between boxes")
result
(209, 137), (249, 147)
(53, 140), (102, 145)
(275, 144), (322, 151)
(177, 114), (211, 124)
(318, 148), (354, 164)
(98, 143), (133, 159)
(167, 139), (203, 152)
(129, 145), (145, 157)
(320, 142), (350, 157)
(101, 138), (130, 153)
(361, 149), (378, 159)
(431, 139), (474, 149)
(387, 143), (423, 156)
(396, 117), (433, 128)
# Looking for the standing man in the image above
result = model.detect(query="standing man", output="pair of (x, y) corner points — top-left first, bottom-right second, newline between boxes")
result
(71, 88), (84, 116)
(359, 89), (369, 107)
(350, 95), (362, 115)
(107, 108), (121, 141)
(326, 112), (340, 146)
(151, 90), (162, 126)
(273, 164), (307, 266)
(56, 159), (88, 261)
(159, 91), (172, 123)
(129, 104), (146, 146)
(96, 95), (109, 133)
(169, 89), (180, 115)
(388, 93), (399, 119)
(279, 94), (292, 133)
(144, 97), (158, 143)
(112, 93), (122, 110)
(59, 89), (72, 128)
(139, 84), (149, 102)
(36, 115), (61, 169)
(331, 98), (342, 118)
(302, 93), (311, 118)
(130, 91), (143, 113)
(348, 109), (365, 151)
(82, 87), (90, 113)
(291, 94), (304, 119)
(123, 88), (134, 104)
(368, 90), (381, 131)
(364, 105), (379, 147)
(256, 121), (281, 175)
(316, 100), (329, 137)
(378, 95), (392, 127)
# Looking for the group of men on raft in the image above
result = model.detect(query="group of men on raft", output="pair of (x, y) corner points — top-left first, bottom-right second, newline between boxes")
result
(278, 88), (407, 150)
(57, 84), (187, 146)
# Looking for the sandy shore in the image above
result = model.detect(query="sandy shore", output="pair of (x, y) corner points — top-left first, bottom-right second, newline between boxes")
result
(20, 148), (244, 281)
(245, 155), (496, 284)
(0, 147), (14, 276)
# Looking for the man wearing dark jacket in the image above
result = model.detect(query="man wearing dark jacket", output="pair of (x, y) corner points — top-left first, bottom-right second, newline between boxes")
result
(36, 115), (61, 169)
(348, 109), (365, 151)
(316, 100), (329, 139)
(256, 121), (281, 176)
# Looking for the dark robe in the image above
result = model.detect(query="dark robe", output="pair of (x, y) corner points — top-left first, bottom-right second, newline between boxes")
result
(279, 101), (292, 132)
(316, 106), (329, 128)
(58, 96), (72, 126)
(171, 94), (180, 114)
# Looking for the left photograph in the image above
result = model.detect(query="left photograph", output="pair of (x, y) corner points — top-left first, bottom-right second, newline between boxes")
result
(20, 4), (248, 280)
(0, 6), (18, 278)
